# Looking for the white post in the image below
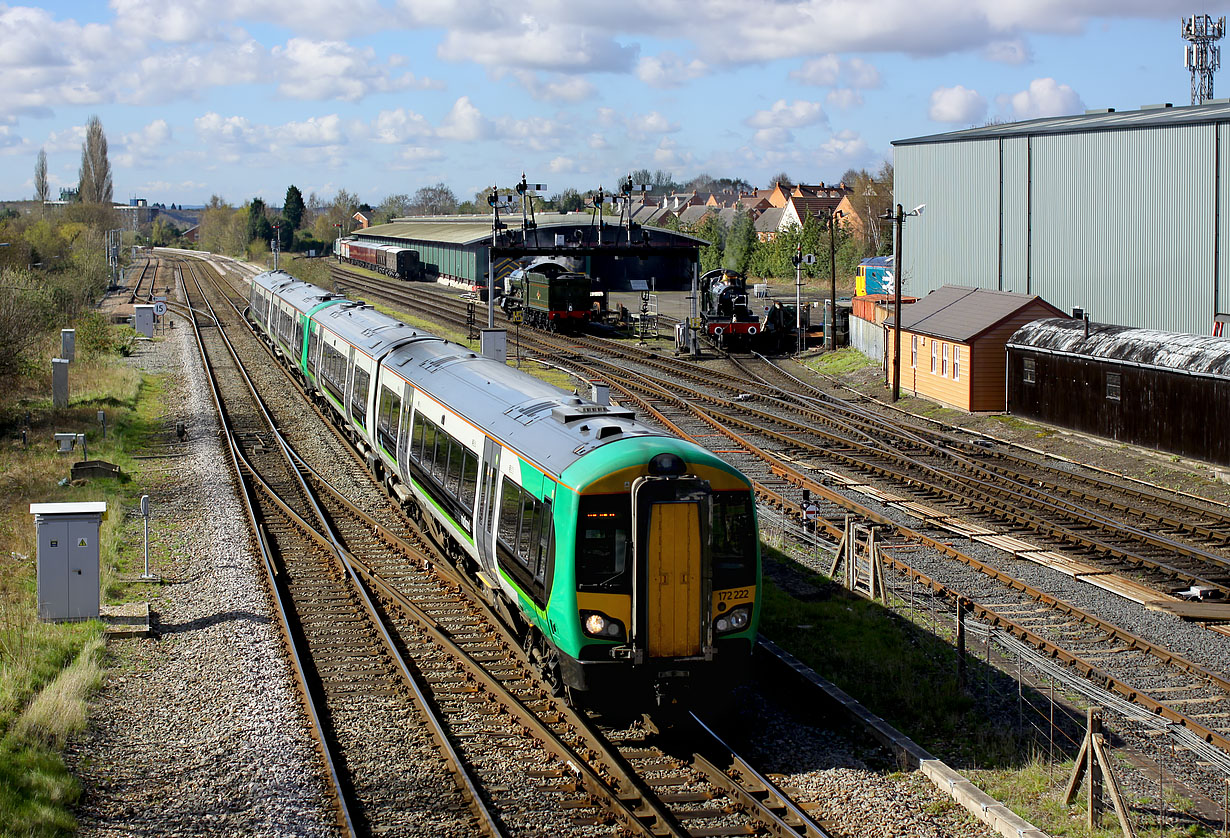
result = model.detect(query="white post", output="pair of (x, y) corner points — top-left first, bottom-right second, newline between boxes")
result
(140, 494), (157, 581)
(795, 263), (803, 355)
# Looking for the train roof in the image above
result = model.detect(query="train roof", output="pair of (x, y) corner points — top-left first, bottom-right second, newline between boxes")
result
(1007, 318), (1230, 378)
(314, 299), (443, 359)
(383, 338), (658, 475)
(253, 270), (344, 314)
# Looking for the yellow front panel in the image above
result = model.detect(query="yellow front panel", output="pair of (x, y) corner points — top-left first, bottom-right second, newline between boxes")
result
(576, 591), (632, 629)
(647, 502), (702, 658)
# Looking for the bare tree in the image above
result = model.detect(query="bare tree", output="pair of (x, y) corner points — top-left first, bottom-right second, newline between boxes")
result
(410, 183), (458, 216)
(34, 149), (48, 203)
(78, 115), (113, 204)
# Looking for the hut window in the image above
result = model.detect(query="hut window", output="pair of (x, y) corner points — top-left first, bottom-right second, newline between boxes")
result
(930, 341), (937, 373)
(910, 336), (917, 368)
(953, 346), (961, 380)
(941, 344), (948, 377)
(1106, 372), (1121, 401)
(1023, 358), (1035, 384)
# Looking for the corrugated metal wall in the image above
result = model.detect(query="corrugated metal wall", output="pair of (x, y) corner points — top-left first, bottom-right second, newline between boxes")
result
(1000, 138), (1029, 294)
(897, 121), (1223, 335)
(894, 141), (999, 298)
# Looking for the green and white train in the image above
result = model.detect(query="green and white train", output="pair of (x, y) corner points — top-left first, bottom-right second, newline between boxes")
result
(248, 270), (761, 703)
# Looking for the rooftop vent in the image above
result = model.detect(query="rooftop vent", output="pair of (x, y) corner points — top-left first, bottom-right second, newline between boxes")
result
(1084, 108), (1116, 114)
(1140, 103), (1174, 110)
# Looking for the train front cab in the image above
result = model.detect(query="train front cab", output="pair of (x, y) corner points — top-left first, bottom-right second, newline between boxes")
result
(563, 449), (759, 704)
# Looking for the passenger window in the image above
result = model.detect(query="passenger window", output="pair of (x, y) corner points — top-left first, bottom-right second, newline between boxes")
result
(431, 429), (448, 482)
(498, 478), (522, 550)
(460, 450), (478, 511)
(518, 495), (538, 564)
(446, 439), (464, 496)
(377, 386), (400, 455)
(412, 412), (426, 460)
(421, 420), (437, 469)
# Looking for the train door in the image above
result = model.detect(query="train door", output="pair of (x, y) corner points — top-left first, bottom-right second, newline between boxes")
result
(631, 476), (712, 659)
(475, 439), (501, 572)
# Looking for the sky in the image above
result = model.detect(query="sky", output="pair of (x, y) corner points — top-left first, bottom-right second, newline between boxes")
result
(2, 1), (1228, 208)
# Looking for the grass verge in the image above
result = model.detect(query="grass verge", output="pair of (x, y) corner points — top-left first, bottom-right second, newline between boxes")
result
(0, 324), (166, 837)
(805, 347), (879, 376)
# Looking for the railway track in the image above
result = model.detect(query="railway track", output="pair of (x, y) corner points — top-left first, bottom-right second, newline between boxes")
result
(316, 262), (1230, 813)
(179, 257), (854, 837)
(181, 257), (503, 836)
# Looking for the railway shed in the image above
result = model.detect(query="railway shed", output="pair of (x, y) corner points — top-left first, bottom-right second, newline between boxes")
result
(1007, 319), (1230, 466)
(893, 101), (1230, 336)
(351, 213), (705, 294)
(885, 285), (1065, 412)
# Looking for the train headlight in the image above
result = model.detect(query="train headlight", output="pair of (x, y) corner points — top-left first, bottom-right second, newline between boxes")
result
(715, 606), (751, 635)
(581, 611), (625, 640)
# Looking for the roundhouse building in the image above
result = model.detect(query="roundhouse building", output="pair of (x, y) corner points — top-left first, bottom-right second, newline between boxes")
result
(350, 213), (706, 294)
(1007, 319), (1230, 466)
(893, 101), (1230, 337)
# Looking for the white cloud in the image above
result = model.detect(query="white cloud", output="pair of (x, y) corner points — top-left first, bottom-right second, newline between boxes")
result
(371, 109), (434, 143)
(115, 119), (173, 168)
(845, 57), (881, 89)
(548, 156), (577, 173)
(273, 39), (439, 102)
(502, 71), (596, 102)
(437, 96), (492, 141)
(438, 21), (636, 73)
(1001, 77), (1084, 119)
(826, 89), (864, 109)
(983, 38), (1032, 64)
(396, 147), (447, 165)
(929, 85), (987, 123)
(790, 55), (840, 86)
(635, 52), (709, 88)
(746, 100), (826, 129)
(637, 112), (680, 135)
(754, 127), (794, 146)
(816, 129), (872, 169)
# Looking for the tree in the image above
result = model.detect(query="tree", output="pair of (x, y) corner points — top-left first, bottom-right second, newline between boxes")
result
(724, 211), (757, 274)
(768, 172), (794, 190)
(684, 173), (716, 193)
(34, 149), (48, 203)
(283, 185), (305, 230)
(78, 115), (113, 204)
(550, 188), (585, 213)
(247, 198), (272, 244)
(410, 183), (458, 216)
(848, 162), (894, 254)
(378, 193), (412, 222)
(693, 214), (727, 273)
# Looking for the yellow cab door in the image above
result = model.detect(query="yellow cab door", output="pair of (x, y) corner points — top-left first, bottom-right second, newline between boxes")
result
(632, 476), (711, 660)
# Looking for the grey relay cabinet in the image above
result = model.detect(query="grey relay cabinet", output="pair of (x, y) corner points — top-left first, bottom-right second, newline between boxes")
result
(31, 502), (105, 621)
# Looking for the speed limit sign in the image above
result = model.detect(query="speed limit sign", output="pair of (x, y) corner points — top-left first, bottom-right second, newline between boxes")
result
(153, 301), (167, 316)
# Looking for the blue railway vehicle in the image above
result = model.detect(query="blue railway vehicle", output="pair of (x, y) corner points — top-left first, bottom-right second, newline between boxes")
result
(856, 256), (894, 296)
(246, 270), (762, 705)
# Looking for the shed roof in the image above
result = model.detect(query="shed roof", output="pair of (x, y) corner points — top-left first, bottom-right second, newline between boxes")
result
(1006, 318), (1230, 378)
(884, 285), (1065, 342)
(894, 100), (1230, 146)
(360, 213), (706, 246)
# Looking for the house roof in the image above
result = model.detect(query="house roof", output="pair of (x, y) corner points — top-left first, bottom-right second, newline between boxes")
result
(885, 285), (1066, 342)
(1007, 318), (1230, 378)
(678, 205), (714, 225)
(754, 207), (785, 231)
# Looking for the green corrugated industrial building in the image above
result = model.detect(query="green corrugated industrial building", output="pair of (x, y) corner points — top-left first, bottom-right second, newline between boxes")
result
(893, 101), (1230, 336)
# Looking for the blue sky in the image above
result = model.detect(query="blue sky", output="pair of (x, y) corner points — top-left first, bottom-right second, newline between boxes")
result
(2, 1), (1226, 207)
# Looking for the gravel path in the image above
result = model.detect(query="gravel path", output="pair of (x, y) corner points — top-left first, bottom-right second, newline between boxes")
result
(65, 299), (337, 837)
